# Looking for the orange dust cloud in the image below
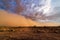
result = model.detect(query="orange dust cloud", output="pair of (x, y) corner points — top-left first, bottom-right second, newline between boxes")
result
(0, 10), (60, 27)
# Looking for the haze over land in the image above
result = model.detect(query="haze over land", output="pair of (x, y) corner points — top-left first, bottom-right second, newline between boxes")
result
(0, 0), (60, 23)
(0, 10), (60, 27)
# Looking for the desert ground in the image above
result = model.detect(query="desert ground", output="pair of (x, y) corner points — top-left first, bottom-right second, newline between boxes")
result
(0, 27), (59, 40)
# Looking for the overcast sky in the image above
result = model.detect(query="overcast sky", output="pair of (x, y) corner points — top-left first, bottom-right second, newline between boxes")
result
(52, 0), (60, 7)
(0, 0), (60, 22)
(51, 0), (60, 23)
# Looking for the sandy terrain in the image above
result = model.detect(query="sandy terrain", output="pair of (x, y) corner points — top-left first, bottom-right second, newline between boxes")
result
(0, 27), (60, 40)
(0, 10), (60, 27)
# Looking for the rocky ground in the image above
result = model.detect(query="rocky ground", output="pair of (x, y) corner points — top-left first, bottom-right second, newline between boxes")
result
(0, 26), (60, 40)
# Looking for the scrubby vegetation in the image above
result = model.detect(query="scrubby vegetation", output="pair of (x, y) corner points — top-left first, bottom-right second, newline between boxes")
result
(0, 26), (60, 40)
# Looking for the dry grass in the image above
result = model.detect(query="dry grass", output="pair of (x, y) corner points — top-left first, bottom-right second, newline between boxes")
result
(0, 27), (60, 40)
